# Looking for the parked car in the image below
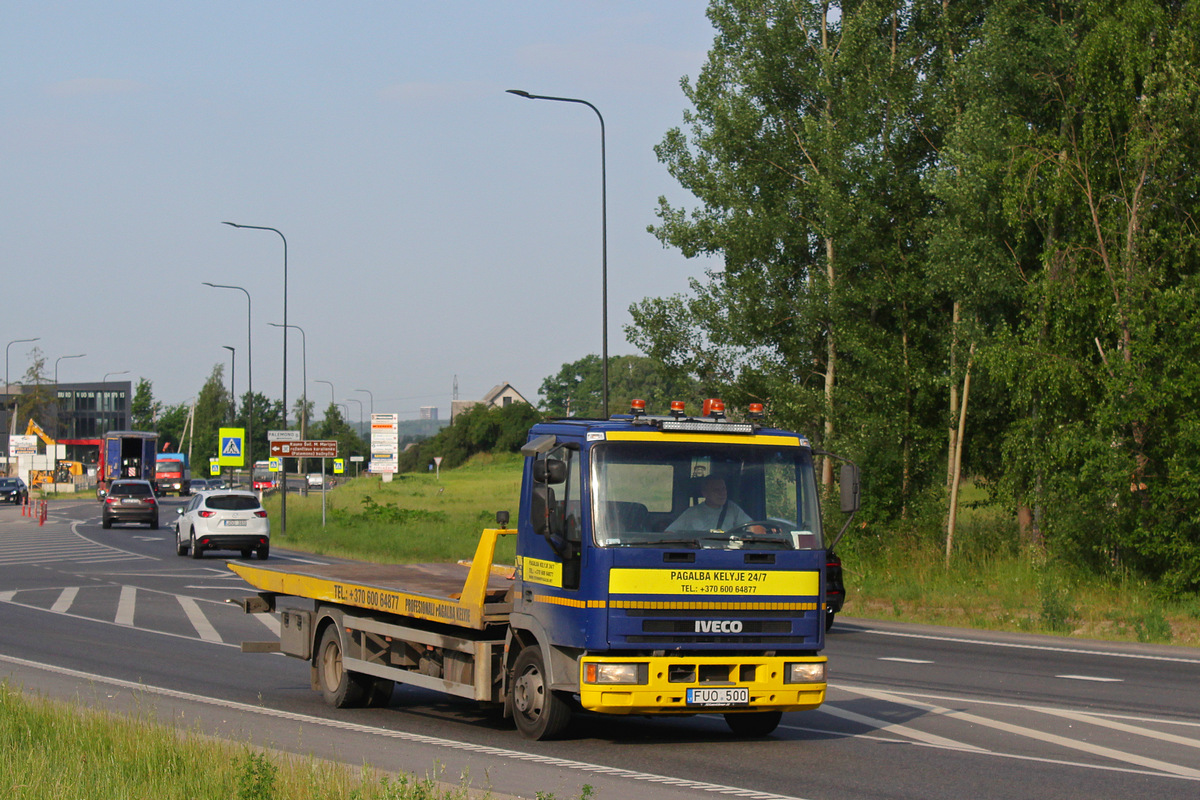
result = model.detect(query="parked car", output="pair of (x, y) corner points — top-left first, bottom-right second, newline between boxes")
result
(102, 479), (159, 529)
(0, 477), (29, 505)
(826, 550), (845, 631)
(175, 490), (270, 560)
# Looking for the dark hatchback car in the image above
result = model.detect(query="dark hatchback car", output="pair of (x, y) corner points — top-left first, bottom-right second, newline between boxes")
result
(826, 551), (846, 631)
(102, 479), (159, 529)
(0, 477), (29, 505)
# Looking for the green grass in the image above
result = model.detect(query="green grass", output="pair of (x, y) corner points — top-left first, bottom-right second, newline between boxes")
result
(0, 680), (514, 800)
(267, 456), (1200, 647)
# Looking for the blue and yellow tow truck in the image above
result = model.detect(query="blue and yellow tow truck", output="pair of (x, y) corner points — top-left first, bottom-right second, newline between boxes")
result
(229, 399), (859, 739)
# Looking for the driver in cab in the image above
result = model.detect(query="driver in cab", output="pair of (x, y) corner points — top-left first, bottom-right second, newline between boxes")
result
(667, 476), (753, 533)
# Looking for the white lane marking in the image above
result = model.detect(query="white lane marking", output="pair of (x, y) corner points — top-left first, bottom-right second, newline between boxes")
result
(177, 595), (223, 643)
(879, 657), (934, 664)
(1034, 706), (1200, 751)
(1057, 674), (1122, 683)
(865, 627), (1200, 665)
(51, 587), (79, 613)
(115, 585), (137, 626)
(256, 612), (281, 636)
(839, 684), (1200, 779)
(0, 590), (14, 602)
(0, 652), (811, 800)
(816, 704), (986, 752)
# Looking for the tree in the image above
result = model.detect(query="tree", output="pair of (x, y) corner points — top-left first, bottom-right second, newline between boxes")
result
(312, 403), (367, 472)
(236, 391), (285, 465)
(130, 378), (160, 431)
(16, 347), (53, 430)
(191, 365), (230, 465)
(539, 354), (703, 418)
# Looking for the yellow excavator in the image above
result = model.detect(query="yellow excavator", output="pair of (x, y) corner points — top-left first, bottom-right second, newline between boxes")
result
(25, 420), (84, 488)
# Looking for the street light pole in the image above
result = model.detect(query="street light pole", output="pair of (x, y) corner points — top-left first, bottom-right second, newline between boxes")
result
(222, 346), (236, 425)
(53, 353), (86, 440)
(5, 337), (40, 437)
(102, 371), (130, 434)
(225, 221), (287, 534)
(507, 89), (609, 418)
(267, 323), (306, 441)
(203, 282), (253, 471)
(354, 388), (373, 418)
(315, 380), (334, 416)
(346, 397), (363, 435)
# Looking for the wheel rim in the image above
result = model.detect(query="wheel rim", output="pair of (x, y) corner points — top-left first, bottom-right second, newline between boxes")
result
(513, 662), (545, 719)
(321, 638), (343, 691)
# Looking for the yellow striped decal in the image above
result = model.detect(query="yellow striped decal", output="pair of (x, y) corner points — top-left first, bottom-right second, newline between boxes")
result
(529, 596), (821, 612)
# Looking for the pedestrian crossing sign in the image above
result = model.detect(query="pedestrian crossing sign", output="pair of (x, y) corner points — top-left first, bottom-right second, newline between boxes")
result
(218, 427), (246, 467)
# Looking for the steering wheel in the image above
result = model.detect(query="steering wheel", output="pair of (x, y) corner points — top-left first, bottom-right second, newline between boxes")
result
(725, 518), (793, 537)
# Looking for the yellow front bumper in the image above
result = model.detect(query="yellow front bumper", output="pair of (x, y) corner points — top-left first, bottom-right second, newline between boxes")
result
(578, 654), (826, 716)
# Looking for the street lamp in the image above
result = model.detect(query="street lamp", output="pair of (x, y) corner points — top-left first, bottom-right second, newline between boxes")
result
(507, 89), (609, 418)
(354, 388), (373, 418)
(222, 346), (236, 425)
(203, 282), (253, 469)
(267, 323), (306, 441)
(225, 221), (287, 533)
(5, 337), (40, 430)
(53, 353), (86, 439)
(346, 397), (363, 435)
(101, 371), (129, 434)
(315, 379), (334, 415)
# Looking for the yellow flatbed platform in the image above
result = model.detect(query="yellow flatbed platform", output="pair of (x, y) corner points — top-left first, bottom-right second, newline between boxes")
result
(229, 527), (516, 630)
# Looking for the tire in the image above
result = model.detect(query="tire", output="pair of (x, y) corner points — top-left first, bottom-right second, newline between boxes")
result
(825, 609), (836, 632)
(510, 646), (571, 740)
(316, 625), (369, 708)
(190, 532), (203, 559)
(102, 516), (112, 529)
(176, 533), (187, 556)
(150, 517), (159, 530)
(257, 543), (270, 561)
(724, 710), (782, 737)
(365, 677), (395, 708)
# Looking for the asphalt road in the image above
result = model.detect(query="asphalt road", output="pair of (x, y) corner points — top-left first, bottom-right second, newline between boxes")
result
(2, 497), (1199, 800)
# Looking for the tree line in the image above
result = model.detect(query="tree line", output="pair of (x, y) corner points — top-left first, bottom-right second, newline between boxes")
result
(624, 0), (1200, 593)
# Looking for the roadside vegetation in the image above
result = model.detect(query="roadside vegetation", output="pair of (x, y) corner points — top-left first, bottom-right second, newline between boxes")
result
(0, 680), (592, 800)
(266, 459), (1200, 648)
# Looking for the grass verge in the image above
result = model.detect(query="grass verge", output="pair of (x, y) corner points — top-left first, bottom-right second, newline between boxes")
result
(267, 456), (1200, 647)
(0, 680), (523, 799)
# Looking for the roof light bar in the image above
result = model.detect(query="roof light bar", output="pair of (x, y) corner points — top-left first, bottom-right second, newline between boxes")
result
(660, 419), (755, 435)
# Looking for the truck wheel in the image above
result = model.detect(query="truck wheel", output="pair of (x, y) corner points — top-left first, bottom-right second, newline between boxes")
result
(316, 625), (368, 708)
(511, 646), (571, 740)
(724, 711), (782, 737)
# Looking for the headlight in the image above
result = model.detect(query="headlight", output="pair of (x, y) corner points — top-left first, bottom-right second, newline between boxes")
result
(584, 662), (642, 685)
(786, 662), (826, 683)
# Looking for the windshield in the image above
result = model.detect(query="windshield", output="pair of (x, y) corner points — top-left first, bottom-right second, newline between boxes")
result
(590, 438), (823, 550)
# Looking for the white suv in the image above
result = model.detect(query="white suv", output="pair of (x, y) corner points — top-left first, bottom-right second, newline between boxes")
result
(175, 490), (270, 560)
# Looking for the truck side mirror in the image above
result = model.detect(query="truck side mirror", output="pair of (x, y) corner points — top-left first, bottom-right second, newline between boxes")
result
(840, 464), (861, 514)
(496, 510), (510, 529)
(532, 458), (567, 485)
(530, 485), (566, 555)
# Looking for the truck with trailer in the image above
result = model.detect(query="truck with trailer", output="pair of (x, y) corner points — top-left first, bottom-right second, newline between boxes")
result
(229, 399), (859, 739)
(97, 430), (159, 498)
(155, 452), (191, 496)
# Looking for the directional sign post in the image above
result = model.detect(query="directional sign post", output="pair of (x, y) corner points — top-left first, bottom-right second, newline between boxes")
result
(269, 440), (338, 459)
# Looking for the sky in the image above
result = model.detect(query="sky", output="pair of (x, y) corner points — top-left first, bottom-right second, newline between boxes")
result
(2, 1), (720, 421)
